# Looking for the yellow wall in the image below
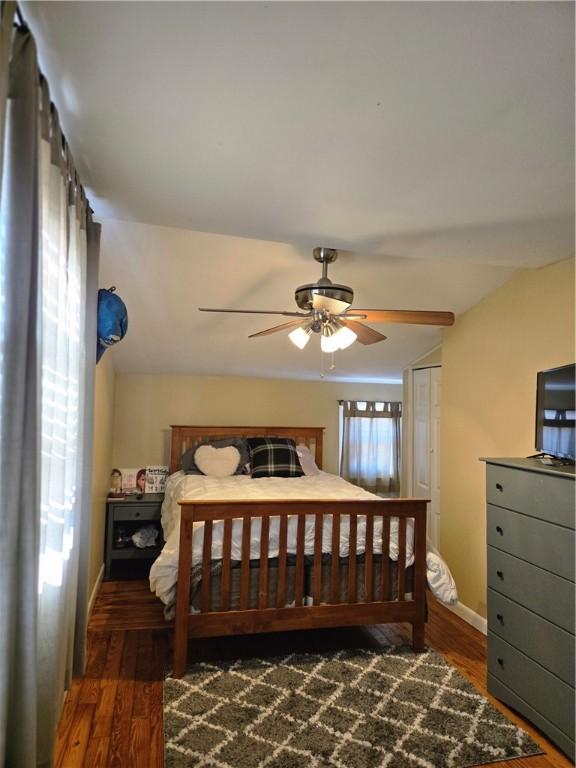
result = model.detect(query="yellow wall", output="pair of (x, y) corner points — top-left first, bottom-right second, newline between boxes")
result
(440, 258), (575, 617)
(88, 353), (116, 596)
(111, 375), (402, 474)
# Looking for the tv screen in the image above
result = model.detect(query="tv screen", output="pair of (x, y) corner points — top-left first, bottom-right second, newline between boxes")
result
(535, 363), (576, 461)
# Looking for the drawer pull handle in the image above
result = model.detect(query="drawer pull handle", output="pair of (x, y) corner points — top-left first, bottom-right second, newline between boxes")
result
(135, 512), (140, 517)
(496, 570), (504, 580)
(495, 526), (503, 535)
(495, 483), (504, 492)
(496, 613), (504, 624)
(497, 657), (505, 668)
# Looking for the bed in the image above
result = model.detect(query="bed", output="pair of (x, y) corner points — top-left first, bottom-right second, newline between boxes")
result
(154, 426), (434, 678)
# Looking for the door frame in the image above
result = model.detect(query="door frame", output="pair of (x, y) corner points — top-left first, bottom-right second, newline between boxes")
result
(401, 354), (442, 500)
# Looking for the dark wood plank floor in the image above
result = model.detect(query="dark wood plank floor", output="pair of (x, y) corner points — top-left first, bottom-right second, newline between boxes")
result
(55, 580), (573, 768)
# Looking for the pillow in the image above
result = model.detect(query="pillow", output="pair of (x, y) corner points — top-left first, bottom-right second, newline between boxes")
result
(182, 437), (250, 475)
(296, 443), (320, 475)
(247, 437), (304, 478)
(194, 445), (241, 477)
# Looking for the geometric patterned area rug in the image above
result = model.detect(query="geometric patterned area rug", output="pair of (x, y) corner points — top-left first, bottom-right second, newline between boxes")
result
(164, 646), (542, 768)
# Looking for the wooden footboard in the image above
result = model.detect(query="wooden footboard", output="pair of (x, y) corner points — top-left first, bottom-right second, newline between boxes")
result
(173, 499), (427, 678)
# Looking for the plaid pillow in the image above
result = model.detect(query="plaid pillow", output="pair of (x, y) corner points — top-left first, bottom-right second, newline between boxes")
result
(247, 437), (304, 478)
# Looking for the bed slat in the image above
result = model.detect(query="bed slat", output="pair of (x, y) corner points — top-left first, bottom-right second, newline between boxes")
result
(347, 514), (357, 603)
(240, 516), (251, 610)
(295, 514), (306, 606)
(364, 514), (374, 602)
(313, 513), (323, 605)
(330, 513), (341, 603)
(381, 515), (391, 600)
(258, 516), (270, 609)
(221, 518), (232, 611)
(200, 521), (213, 613)
(276, 515), (288, 608)
(397, 517), (406, 600)
(412, 500), (427, 650)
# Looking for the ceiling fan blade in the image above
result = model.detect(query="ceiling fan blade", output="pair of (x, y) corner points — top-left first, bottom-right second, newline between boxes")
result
(199, 308), (307, 317)
(349, 309), (455, 326)
(248, 320), (304, 338)
(341, 320), (387, 345)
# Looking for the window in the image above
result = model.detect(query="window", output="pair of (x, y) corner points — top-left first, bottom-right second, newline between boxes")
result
(339, 400), (402, 495)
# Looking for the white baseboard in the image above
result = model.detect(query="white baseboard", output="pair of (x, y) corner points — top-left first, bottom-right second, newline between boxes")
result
(446, 600), (487, 635)
(87, 562), (104, 620)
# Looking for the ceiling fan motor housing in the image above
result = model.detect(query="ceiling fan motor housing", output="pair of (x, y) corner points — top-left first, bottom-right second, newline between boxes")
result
(294, 283), (354, 311)
(295, 247), (353, 311)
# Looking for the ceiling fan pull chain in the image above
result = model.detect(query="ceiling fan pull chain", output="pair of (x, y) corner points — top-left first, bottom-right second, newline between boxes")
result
(329, 352), (336, 372)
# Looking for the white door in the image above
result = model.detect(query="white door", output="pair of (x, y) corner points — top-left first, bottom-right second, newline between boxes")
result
(412, 368), (430, 500)
(429, 367), (442, 548)
(411, 366), (442, 547)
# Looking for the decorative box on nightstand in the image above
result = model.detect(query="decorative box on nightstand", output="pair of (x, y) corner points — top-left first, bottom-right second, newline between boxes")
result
(105, 493), (165, 579)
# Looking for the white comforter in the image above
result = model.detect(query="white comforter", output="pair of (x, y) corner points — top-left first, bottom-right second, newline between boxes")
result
(149, 470), (458, 608)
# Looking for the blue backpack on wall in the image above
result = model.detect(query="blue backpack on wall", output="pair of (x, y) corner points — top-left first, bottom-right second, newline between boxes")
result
(97, 287), (128, 363)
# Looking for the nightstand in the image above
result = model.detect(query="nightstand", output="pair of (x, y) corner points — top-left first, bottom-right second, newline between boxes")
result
(105, 493), (165, 579)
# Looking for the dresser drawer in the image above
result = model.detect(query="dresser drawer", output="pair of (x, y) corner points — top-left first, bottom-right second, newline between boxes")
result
(488, 504), (575, 581)
(488, 675), (575, 761)
(112, 503), (161, 522)
(488, 547), (574, 633)
(488, 634), (574, 738)
(488, 589), (575, 684)
(486, 464), (575, 528)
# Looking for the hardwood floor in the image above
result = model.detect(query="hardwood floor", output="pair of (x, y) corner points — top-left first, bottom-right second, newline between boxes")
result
(55, 580), (574, 767)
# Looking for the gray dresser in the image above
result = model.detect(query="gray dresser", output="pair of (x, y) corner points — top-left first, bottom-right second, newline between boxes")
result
(482, 458), (575, 760)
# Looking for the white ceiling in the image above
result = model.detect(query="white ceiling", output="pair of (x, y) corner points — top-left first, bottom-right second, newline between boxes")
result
(97, 219), (514, 381)
(23, 1), (574, 381)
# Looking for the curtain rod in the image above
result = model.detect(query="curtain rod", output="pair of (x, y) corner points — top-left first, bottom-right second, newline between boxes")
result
(10, 3), (95, 219)
(337, 400), (402, 405)
(13, 4), (26, 28)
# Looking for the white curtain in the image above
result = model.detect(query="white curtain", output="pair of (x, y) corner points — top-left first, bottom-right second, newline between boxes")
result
(340, 401), (402, 495)
(36, 104), (88, 746)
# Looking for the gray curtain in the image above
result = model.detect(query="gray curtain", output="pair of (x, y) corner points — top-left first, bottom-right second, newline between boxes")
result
(340, 400), (402, 495)
(0, 17), (101, 768)
(0, 23), (41, 768)
(73, 219), (101, 676)
(0, 2), (15, 200)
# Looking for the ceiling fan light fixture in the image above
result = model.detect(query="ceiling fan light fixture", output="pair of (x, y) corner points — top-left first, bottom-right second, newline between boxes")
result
(333, 325), (357, 350)
(320, 324), (341, 353)
(288, 325), (312, 349)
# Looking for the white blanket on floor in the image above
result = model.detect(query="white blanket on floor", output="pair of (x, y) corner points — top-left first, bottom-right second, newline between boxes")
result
(149, 470), (458, 608)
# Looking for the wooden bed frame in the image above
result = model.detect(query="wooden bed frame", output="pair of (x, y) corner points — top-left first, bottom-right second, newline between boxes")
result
(170, 425), (428, 678)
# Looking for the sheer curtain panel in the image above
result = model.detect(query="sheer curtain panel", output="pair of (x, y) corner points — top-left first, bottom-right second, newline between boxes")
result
(340, 401), (402, 495)
(0, 16), (100, 768)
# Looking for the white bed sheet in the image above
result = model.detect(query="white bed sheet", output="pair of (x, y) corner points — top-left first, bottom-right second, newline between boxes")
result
(149, 470), (457, 608)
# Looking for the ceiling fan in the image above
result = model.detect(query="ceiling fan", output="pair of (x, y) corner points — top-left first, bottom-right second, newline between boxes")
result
(199, 247), (454, 352)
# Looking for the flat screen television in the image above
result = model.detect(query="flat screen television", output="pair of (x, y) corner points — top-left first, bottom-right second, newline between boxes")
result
(535, 363), (576, 461)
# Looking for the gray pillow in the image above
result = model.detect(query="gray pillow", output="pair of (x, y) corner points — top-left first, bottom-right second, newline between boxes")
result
(182, 437), (251, 475)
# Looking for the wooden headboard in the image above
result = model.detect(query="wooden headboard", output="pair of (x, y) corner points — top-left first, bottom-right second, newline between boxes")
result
(169, 425), (324, 475)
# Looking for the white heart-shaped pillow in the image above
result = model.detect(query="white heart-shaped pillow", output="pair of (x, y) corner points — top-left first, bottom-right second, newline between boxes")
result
(194, 445), (241, 477)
